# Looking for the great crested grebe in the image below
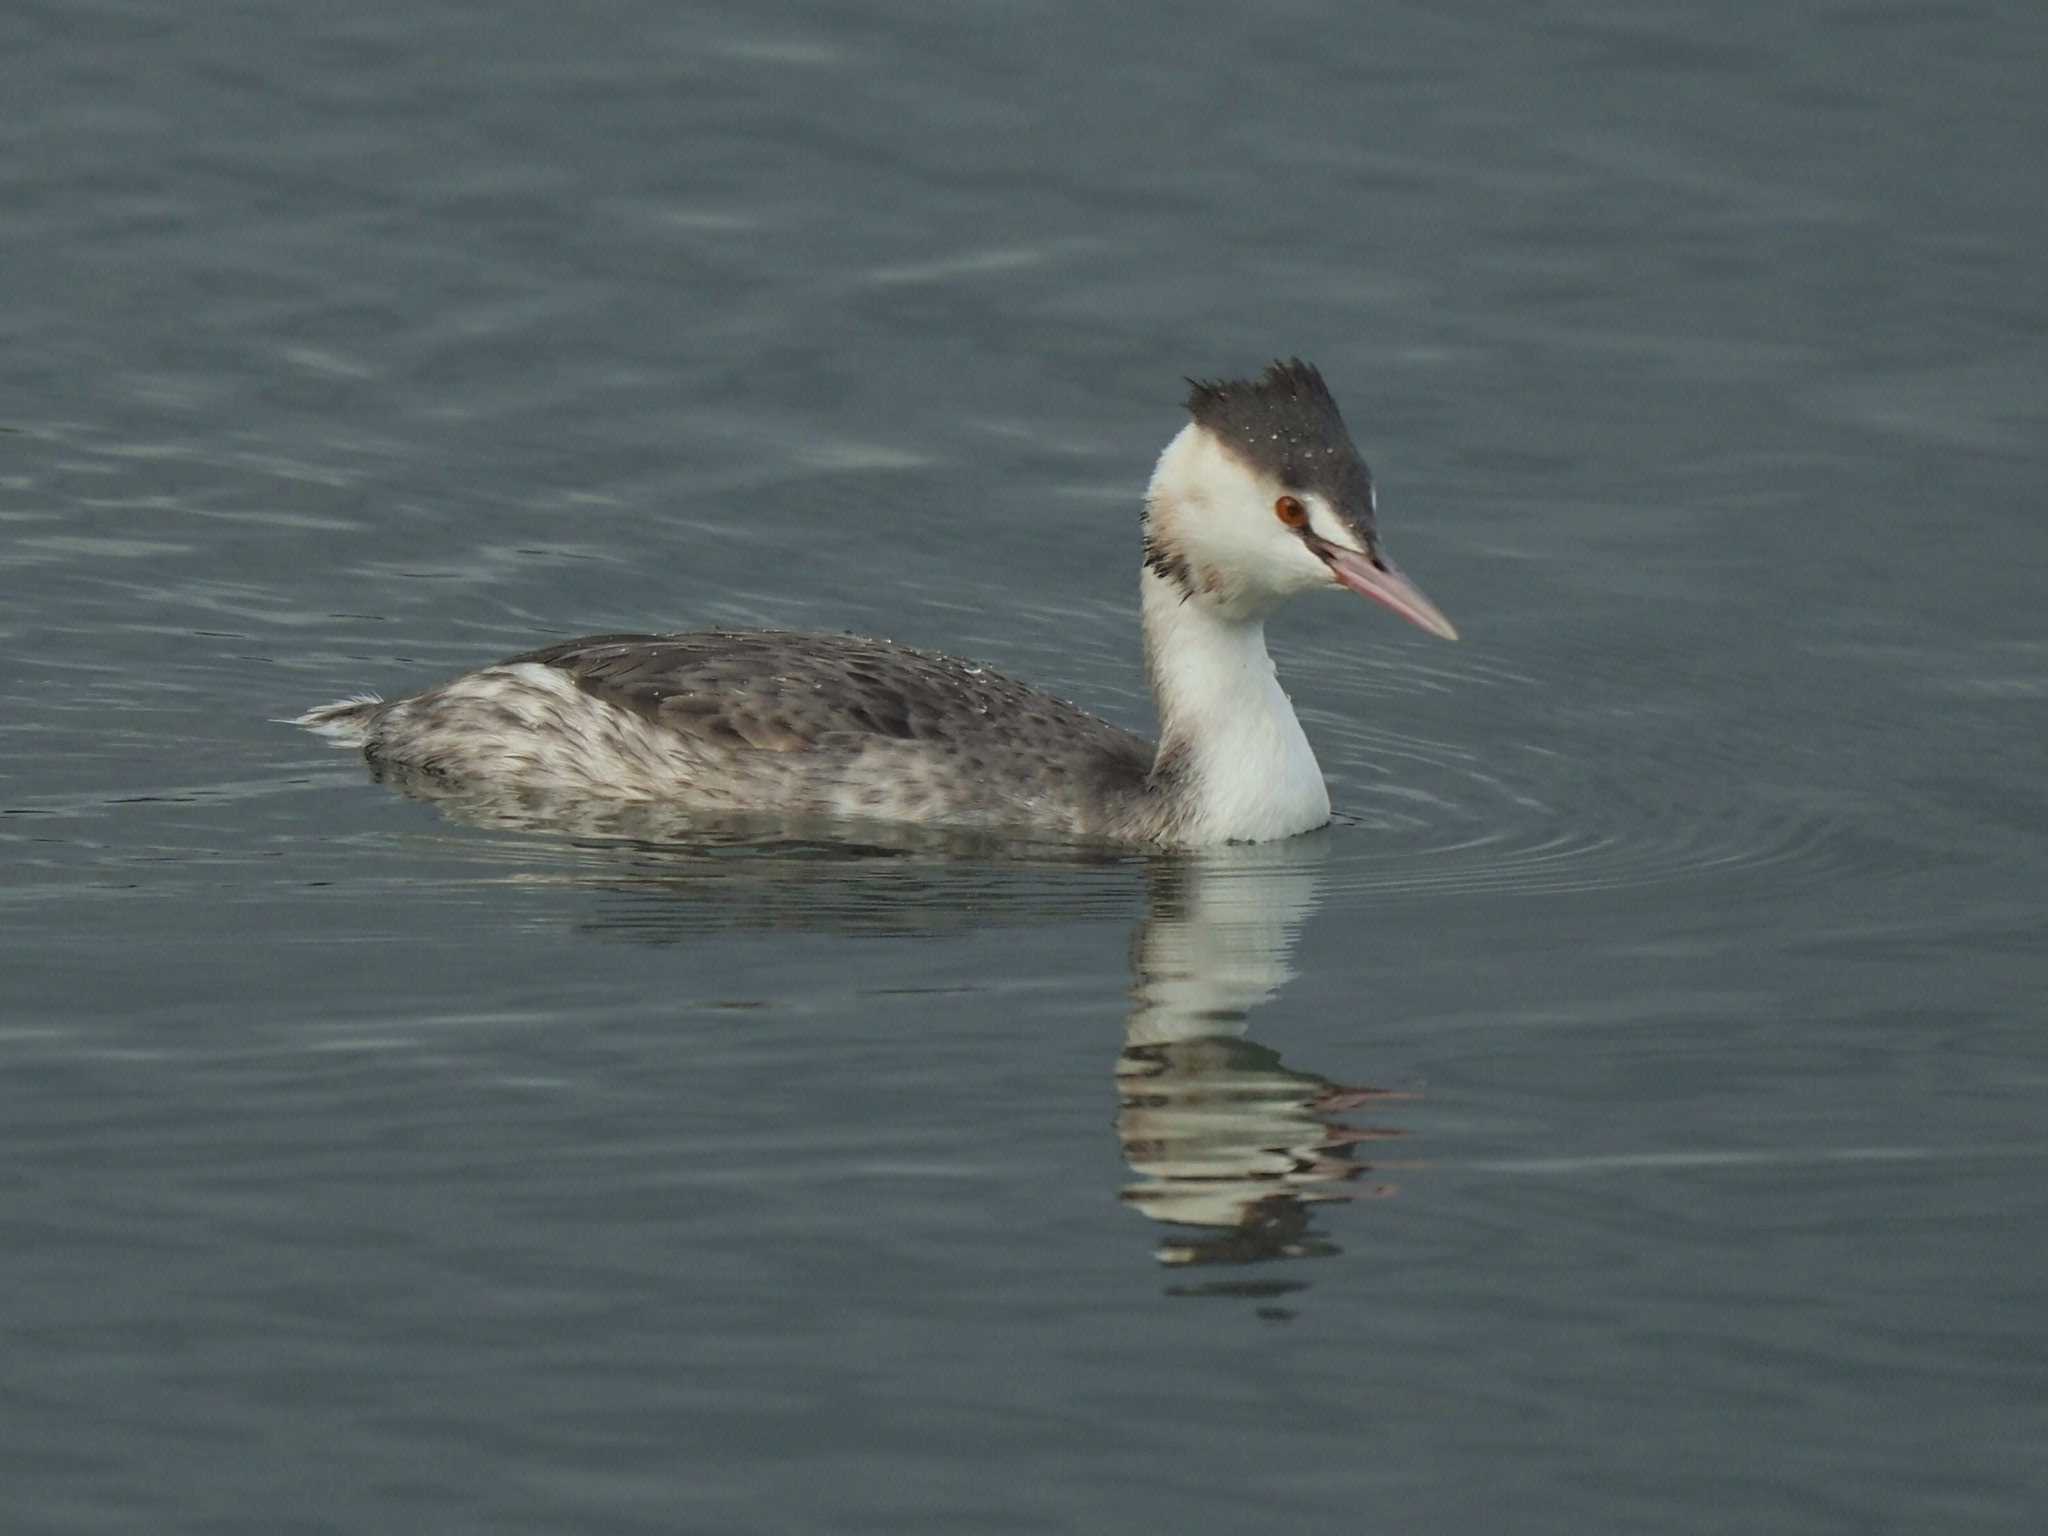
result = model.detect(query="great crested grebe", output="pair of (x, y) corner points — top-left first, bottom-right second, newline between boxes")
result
(296, 360), (1457, 847)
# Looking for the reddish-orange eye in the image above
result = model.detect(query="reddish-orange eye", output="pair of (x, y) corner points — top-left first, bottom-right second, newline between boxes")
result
(1275, 495), (1308, 528)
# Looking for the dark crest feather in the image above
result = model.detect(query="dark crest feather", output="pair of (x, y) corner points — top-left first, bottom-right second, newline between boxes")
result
(1179, 357), (1377, 545)
(1183, 357), (1336, 418)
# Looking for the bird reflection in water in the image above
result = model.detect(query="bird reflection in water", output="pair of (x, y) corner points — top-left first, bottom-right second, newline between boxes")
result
(1121, 846), (1409, 1295)
(323, 777), (1410, 1293)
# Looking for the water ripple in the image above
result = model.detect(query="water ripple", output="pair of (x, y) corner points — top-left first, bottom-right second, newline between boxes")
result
(1307, 641), (1920, 901)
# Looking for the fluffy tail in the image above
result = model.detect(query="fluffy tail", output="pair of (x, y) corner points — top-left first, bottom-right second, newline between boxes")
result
(288, 692), (385, 742)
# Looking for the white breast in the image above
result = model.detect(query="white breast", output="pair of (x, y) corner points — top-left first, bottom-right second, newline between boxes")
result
(1140, 570), (1332, 844)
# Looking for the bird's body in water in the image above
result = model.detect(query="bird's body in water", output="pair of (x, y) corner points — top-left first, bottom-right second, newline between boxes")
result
(296, 360), (1457, 848)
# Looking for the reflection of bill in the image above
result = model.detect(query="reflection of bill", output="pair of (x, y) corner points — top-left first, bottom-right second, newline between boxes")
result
(1120, 845), (1410, 1274)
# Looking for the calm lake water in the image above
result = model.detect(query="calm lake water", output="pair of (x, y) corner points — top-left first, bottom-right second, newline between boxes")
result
(4, 2), (2045, 1531)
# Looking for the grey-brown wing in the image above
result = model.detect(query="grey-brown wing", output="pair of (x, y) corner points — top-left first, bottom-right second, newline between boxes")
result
(498, 630), (1154, 761)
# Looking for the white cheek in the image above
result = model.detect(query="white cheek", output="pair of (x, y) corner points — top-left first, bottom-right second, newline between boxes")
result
(1278, 535), (1329, 591)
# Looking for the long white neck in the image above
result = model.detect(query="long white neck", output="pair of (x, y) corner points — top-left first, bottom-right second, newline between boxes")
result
(1141, 567), (1331, 844)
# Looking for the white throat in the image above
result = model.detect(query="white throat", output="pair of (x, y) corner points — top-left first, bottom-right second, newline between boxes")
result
(1141, 568), (1331, 843)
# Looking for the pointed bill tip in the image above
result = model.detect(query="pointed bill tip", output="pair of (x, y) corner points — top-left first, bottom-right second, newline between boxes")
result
(1323, 547), (1459, 641)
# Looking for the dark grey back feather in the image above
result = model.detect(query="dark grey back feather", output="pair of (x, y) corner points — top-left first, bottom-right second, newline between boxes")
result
(502, 630), (1154, 765)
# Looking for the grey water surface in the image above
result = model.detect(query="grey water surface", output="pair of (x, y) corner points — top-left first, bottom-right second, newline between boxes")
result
(4, 2), (2045, 1532)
